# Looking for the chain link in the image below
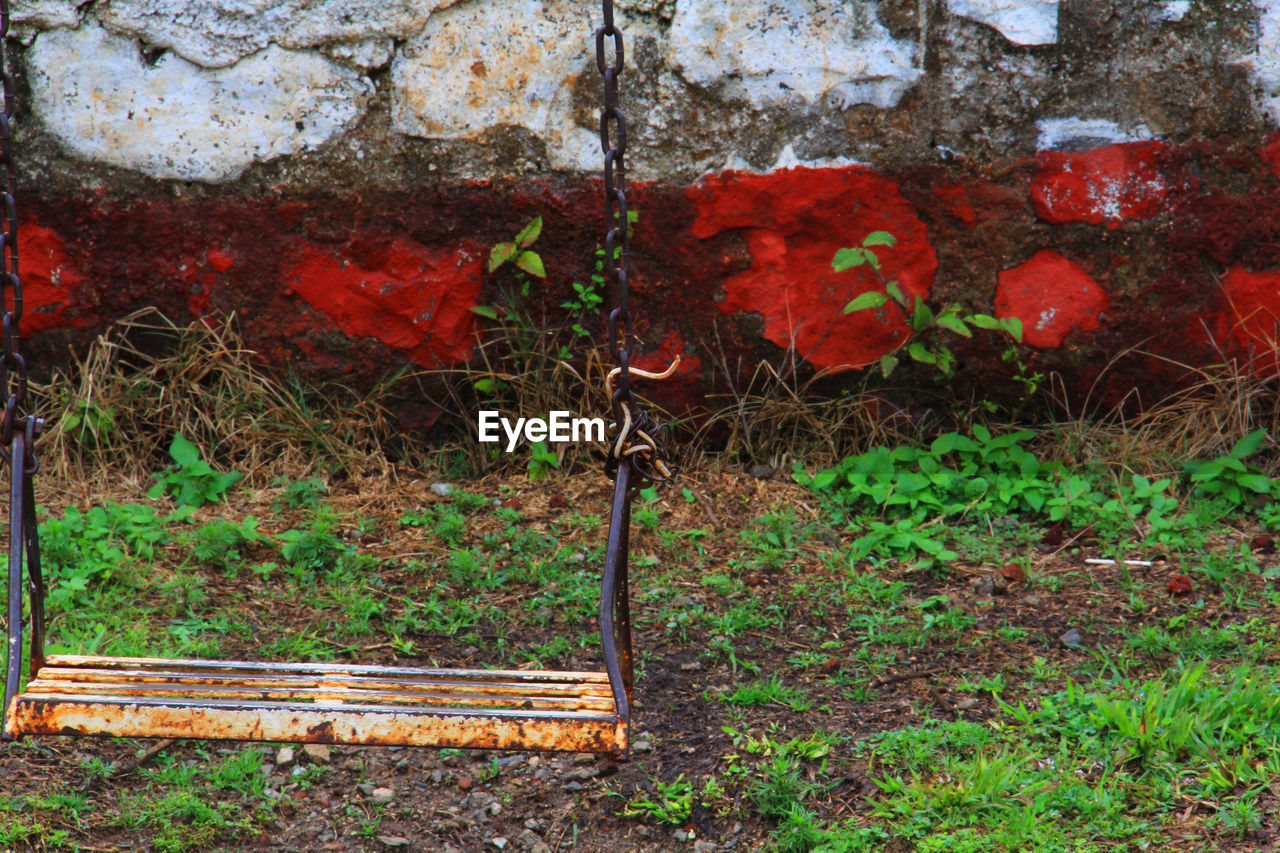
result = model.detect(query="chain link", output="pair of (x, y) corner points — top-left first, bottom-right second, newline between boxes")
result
(0, 0), (37, 468)
(597, 0), (676, 484)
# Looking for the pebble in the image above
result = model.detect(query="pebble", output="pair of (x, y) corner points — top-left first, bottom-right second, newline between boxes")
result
(275, 747), (295, 766)
(489, 802), (503, 816)
(431, 482), (454, 497)
(563, 781), (584, 791)
(673, 829), (690, 841)
(515, 829), (543, 851)
(302, 744), (331, 765)
(488, 838), (508, 850)
(1021, 594), (1042, 607)
(571, 753), (596, 765)
(357, 782), (376, 796)
(524, 818), (544, 831)
(563, 767), (597, 781)
(748, 464), (776, 479)
(430, 770), (444, 783)
(1059, 628), (1085, 648)
(457, 776), (474, 790)
(370, 786), (394, 804)
(632, 739), (654, 753)
(955, 697), (980, 711)
(530, 844), (551, 853)
(378, 837), (410, 848)
(694, 842), (718, 852)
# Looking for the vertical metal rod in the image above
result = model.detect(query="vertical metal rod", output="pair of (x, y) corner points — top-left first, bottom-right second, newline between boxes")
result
(23, 461), (42, 673)
(599, 457), (633, 725)
(616, 486), (633, 703)
(3, 430), (24, 739)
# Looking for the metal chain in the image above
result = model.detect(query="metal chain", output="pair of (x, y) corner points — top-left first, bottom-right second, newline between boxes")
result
(0, 0), (33, 467)
(597, 0), (676, 484)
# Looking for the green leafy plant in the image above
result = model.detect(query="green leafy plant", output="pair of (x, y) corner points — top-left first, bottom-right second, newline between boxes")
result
(527, 439), (559, 481)
(623, 774), (694, 824)
(485, 216), (546, 280)
(149, 433), (243, 508)
(835, 231), (1022, 376)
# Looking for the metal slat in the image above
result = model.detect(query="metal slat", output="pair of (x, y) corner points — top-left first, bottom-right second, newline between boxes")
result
(8, 694), (627, 753)
(23, 679), (615, 711)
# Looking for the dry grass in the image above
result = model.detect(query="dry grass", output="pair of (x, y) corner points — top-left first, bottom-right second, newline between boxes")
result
(29, 310), (396, 498)
(21, 312), (1280, 503)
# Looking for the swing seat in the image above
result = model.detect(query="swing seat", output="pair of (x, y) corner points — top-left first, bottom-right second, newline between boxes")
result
(6, 655), (627, 755)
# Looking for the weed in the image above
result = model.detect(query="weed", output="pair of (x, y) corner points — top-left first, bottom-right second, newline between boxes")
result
(623, 774), (694, 824)
(724, 676), (813, 712)
(149, 433), (244, 507)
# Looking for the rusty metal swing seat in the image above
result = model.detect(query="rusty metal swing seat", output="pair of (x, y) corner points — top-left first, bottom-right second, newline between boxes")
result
(0, 0), (666, 757)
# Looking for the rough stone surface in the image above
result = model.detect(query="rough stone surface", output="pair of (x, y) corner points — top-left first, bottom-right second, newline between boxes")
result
(99, 0), (445, 68)
(668, 0), (921, 109)
(282, 235), (484, 368)
(995, 250), (1108, 349)
(12, 0), (84, 32)
(947, 0), (1058, 46)
(1254, 0), (1280, 124)
(1210, 266), (1280, 375)
(390, 0), (600, 172)
(29, 21), (373, 182)
(1030, 142), (1170, 229)
(690, 166), (937, 372)
(21, 223), (87, 335)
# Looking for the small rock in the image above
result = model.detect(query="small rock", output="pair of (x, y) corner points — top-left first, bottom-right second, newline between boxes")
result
(431, 482), (454, 497)
(571, 753), (596, 765)
(1059, 628), (1084, 648)
(563, 767), (597, 781)
(535, 606), (554, 622)
(370, 786), (394, 805)
(275, 747), (295, 766)
(679, 660), (702, 672)
(430, 769), (443, 783)
(457, 775), (474, 791)
(489, 802), (502, 816)
(816, 528), (841, 546)
(302, 744), (331, 765)
(955, 697), (980, 711)
(563, 780), (584, 791)
(489, 838), (508, 850)
(970, 574), (996, 597)
(748, 464), (776, 479)
(515, 829), (542, 851)
(524, 818), (544, 831)
(695, 842), (718, 852)
(356, 782), (376, 796)
(1166, 573), (1194, 596)
(632, 739), (654, 753)
(531, 844), (552, 853)
(378, 837), (411, 848)
(991, 572), (1010, 594)
(673, 830), (690, 841)
(998, 563), (1025, 584)
(1020, 594), (1042, 607)
(263, 787), (281, 800)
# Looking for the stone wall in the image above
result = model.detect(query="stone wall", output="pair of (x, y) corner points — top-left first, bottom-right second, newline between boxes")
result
(11, 0), (1280, 415)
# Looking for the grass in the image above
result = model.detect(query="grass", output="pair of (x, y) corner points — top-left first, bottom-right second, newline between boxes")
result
(5, 312), (1280, 850)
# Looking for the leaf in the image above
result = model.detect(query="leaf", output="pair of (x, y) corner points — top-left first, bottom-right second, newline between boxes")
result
(1000, 317), (1024, 342)
(908, 342), (936, 364)
(516, 251), (546, 278)
(1229, 429), (1268, 459)
(488, 242), (518, 272)
(843, 291), (888, 314)
(514, 217), (543, 248)
(472, 378), (499, 395)
(934, 314), (972, 337)
(880, 354), (899, 377)
(169, 433), (201, 468)
(862, 231), (897, 248)
(911, 300), (934, 332)
(968, 314), (1000, 330)
(811, 470), (838, 490)
(885, 281), (906, 306)
(470, 305), (499, 320)
(831, 247), (868, 272)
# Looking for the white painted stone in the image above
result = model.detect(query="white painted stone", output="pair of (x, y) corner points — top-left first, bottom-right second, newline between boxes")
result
(1253, 1), (1280, 124)
(99, 0), (448, 68)
(947, 0), (1058, 46)
(29, 21), (373, 182)
(323, 37), (394, 72)
(391, 0), (602, 168)
(1153, 1), (1191, 23)
(1036, 118), (1154, 151)
(668, 0), (921, 109)
(13, 0), (85, 31)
